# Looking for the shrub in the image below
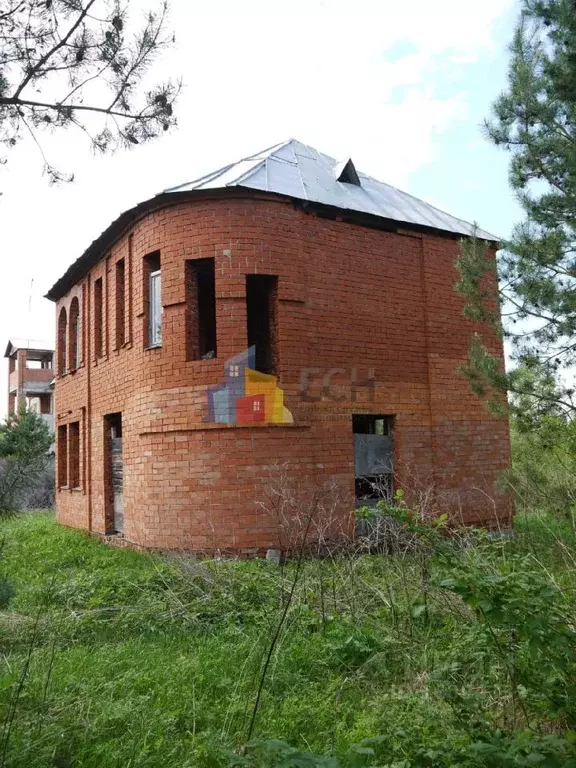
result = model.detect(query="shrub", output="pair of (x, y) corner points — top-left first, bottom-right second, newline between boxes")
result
(0, 410), (52, 515)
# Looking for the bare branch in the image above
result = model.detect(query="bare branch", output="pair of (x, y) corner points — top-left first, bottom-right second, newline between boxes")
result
(1, 96), (163, 121)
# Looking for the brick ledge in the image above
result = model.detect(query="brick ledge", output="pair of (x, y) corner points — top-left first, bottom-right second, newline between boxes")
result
(138, 421), (310, 436)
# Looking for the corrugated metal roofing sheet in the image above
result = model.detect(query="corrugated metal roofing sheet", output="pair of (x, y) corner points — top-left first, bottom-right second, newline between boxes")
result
(45, 138), (498, 303)
(165, 139), (497, 241)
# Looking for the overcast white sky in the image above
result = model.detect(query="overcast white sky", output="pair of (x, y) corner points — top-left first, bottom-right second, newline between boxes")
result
(0, 0), (521, 416)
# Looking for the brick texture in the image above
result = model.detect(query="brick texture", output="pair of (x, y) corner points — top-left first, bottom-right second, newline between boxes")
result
(54, 194), (512, 550)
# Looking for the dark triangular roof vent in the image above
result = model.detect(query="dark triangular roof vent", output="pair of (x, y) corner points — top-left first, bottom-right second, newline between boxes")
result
(335, 158), (361, 186)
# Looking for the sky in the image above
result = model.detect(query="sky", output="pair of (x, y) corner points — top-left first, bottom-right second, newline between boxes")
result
(0, 0), (522, 417)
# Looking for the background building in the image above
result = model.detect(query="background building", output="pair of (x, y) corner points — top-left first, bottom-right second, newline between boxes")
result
(4, 338), (55, 431)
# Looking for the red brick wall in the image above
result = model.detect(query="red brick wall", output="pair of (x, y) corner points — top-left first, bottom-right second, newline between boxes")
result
(54, 194), (512, 550)
(6, 351), (54, 412)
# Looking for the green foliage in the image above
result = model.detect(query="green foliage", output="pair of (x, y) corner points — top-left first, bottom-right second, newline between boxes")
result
(456, 0), (576, 417)
(455, 234), (501, 327)
(508, 362), (571, 432)
(502, 400), (576, 522)
(459, 333), (509, 417)
(354, 506), (377, 521)
(1, 512), (576, 766)
(0, 577), (14, 610)
(0, 410), (52, 465)
(438, 552), (576, 723)
(0, 411), (52, 516)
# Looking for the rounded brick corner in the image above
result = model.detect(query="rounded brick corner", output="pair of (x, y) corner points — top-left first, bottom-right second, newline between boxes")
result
(53, 194), (512, 551)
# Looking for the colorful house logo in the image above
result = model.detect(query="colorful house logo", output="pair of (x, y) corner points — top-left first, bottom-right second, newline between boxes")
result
(207, 347), (293, 424)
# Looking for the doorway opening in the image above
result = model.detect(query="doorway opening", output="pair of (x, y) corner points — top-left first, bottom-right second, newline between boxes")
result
(104, 413), (123, 534)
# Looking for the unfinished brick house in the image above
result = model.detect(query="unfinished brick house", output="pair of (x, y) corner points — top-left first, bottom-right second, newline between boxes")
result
(5, 339), (55, 430)
(46, 139), (511, 551)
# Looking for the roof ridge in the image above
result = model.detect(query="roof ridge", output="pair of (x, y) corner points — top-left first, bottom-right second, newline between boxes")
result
(232, 157), (269, 188)
(163, 139), (296, 194)
(46, 138), (499, 302)
(163, 162), (236, 193)
(242, 138), (294, 162)
(161, 138), (497, 240)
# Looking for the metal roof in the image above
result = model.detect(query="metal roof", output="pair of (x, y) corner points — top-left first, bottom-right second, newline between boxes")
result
(165, 139), (497, 241)
(4, 338), (55, 358)
(46, 138), (497, 302)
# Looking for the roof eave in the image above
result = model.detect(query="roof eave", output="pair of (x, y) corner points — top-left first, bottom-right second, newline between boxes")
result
(46, 188), (304, 301)
(45, 191), (187, 302)
(45, 187), (499, 302)
(293, 198), (499, 245)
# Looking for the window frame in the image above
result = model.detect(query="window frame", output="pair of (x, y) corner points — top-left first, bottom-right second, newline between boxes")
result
(148, 268), (162, 348)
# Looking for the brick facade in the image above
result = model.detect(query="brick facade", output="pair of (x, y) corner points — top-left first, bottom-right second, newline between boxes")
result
(52, 193), (511, 550)
(5, 342), (54, 419)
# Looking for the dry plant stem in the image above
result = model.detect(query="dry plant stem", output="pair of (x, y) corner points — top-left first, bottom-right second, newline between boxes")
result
(36, 622), (59, 740)
(0, 601), (44, 767)
(244, 502), (317, 744)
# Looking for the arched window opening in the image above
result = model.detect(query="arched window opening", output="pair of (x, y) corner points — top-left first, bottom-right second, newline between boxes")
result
(57, 307), (67, 375)
(69, 297), (81, 370)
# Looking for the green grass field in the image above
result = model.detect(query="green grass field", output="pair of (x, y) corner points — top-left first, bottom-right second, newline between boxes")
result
(0, 511), (575, 767)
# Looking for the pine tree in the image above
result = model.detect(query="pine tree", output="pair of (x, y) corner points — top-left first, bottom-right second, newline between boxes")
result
(457, 0), (576, 420)
(0, 0), (179, 181)
(0, 409), (52, 515)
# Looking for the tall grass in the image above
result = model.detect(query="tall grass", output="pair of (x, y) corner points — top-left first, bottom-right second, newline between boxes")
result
(0, 510), (575, 766)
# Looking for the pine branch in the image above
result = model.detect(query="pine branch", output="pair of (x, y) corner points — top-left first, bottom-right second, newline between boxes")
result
(12, 0), (98, 99)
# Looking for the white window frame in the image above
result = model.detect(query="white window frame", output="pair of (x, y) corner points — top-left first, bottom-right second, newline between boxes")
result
(148, 269), (162, 347)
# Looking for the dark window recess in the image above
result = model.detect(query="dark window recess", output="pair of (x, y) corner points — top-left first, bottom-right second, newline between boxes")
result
(353, 415), (394, 506)
(246, 275), (278, 375)
(107, 412), (122, 438)
(69, 297), (80, 370)
(186, 258), (217, 360)
(116, 259), (126, 349)
(57, 308), (67, 375)
(354, 475), (394, 503)
(352, 415), (393, 436)
(69, 421), (80, 488)
(94, 278), (103, 358)
(57, 425), (68, 487)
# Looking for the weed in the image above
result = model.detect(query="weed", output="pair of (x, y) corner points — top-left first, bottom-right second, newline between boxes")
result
(0, 510), (576, 766)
